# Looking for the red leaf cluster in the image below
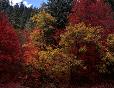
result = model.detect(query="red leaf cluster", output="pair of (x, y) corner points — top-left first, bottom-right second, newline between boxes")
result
(0, 12), (21, 82)
(69, 0), (114, 29)
(0, 12), (21, 62)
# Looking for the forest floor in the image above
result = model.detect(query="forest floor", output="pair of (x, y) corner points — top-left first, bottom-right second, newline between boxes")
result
(0, 80), (114, 88)
(69, 80), (114, 88)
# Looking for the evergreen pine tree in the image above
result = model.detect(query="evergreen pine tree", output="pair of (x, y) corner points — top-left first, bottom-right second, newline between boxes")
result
(9, 2), (32, 29)
(0, 0), (10, 11)
(106, 0), (114, 11)
(47, 0), (73, 29)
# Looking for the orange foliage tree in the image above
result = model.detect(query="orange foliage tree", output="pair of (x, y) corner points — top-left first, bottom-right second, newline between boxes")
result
(67, 0), (114, 81)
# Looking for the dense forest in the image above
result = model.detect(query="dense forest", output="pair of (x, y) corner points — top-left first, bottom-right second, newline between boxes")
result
(1, 0), (114, 88)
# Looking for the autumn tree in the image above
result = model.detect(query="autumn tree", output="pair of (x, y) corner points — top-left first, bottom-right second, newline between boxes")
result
(69, 0), (114, 29)
(0, 12), (22, 83)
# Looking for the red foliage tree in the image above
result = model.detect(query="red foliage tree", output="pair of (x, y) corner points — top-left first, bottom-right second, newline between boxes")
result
(0, 12), (22, 83)
(68, 0), (114, 81)
(69, 0), (114, 29)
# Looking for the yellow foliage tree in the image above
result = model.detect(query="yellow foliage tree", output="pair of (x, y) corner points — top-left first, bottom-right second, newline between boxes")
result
(32, 10), (55, 29)
(23, 22), (114, 84)
(59, 22), (101, 54)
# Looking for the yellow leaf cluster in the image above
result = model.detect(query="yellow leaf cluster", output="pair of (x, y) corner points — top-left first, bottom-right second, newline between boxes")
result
(33, 48), (72, 77)
(59, 23), (101, 47)
(32, 10), (55, 29)
(105, 34), (114, 62)
(97, 34), (114, 73)
(107, 34), (114, 45)
(79, 46), (87, 53)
